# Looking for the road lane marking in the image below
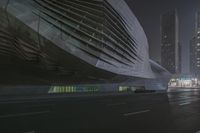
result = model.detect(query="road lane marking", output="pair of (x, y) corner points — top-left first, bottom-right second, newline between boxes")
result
(107, 102), (126, 106)
(190, 98), (200, 102)
(169, 97), (194, 102)
(178, 98), (200, 106)
(26, 104), (54, 108)
(0, 110), (50, 118)
(26, 131), (35, 133)
(179, 102), (191, 106)
(196, 130), (200, 133)
(178, 97), (193, 100)
(123, 110), (150, 116)
(169, 97), (200, 105)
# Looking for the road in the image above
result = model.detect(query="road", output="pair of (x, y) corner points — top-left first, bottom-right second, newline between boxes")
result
(1, 89), (200, 133)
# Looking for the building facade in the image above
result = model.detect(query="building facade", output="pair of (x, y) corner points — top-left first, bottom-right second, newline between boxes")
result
(161, 10), (180, 74)
(0, 0), (170, 90)
(190, 11), (200, 77)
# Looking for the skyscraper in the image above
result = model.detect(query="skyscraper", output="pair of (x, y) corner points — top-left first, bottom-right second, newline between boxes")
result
(161, 10), (180, 74)
(190, 11), (200, 77)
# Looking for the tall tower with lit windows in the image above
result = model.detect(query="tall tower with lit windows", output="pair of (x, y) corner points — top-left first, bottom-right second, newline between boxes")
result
(190, 11), (200, 77)
(161, 10), (180, 74)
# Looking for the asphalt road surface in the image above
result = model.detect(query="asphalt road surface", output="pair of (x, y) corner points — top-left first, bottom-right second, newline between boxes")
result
(1, 89), (200, 133)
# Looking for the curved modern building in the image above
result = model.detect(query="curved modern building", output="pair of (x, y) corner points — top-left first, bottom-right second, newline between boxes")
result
(0, 0), (169, 86)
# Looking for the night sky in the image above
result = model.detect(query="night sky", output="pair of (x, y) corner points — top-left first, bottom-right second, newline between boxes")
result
(126, 0), (200, 74)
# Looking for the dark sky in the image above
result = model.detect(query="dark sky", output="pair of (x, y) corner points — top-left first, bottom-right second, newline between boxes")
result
(125, 0), (200, 74)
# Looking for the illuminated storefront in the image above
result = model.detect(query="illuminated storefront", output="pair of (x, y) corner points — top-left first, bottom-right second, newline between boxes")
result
(168, 75), (199, 88)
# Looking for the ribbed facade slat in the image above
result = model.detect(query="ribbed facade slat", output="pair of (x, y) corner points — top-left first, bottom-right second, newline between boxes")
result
(32, 0), (139, 67)
(0, 28), (40, 61)
(0, 0), (161, 84)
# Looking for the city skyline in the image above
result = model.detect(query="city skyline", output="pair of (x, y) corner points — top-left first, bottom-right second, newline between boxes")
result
(126, 0), (200, 74)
